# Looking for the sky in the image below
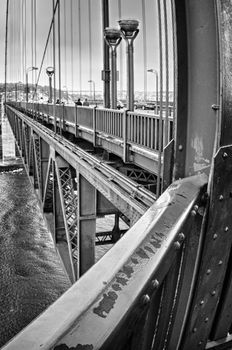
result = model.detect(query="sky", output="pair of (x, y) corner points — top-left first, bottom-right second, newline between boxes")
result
(1, 0), (174, 97)
(0, 0), (7, 83)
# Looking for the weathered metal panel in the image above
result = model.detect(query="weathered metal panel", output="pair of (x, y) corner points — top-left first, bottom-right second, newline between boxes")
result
(2, 174), (207, 350)
(181, 146), (232, 349)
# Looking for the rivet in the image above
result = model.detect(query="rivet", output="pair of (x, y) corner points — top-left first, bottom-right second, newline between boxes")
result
(218, 260), (223, 265)
(192, 327), (197, 333)
(178, 145), (183, 151)
(211, 290), (216, 296)
(225, 226), (229, 232)
(141, 294), (150, 305)
(204, 317), (209, 323)
(219, 195), (224, 201)
(211, 104), (220, 110)
(206, 269), (211, 275)
(222, 152), (228, 159)
(178, 232), (185, 241)
(174, 241), (181, 250)
(213, 234), (217, 240)
(151, 279), (159, 290)
(200, 300), (204, 305)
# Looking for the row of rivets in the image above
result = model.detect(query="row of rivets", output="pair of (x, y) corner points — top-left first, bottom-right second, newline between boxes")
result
(140, 279), (160, 305)
(173, 232), (186, 250)
(191, 204), (199, 216)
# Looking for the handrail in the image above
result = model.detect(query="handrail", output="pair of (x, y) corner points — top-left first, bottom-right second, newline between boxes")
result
(11, 102), (173, 153)
(3, 173), (207, 349)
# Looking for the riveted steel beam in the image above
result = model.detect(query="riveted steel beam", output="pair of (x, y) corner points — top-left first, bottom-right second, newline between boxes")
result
(1, 174), (207, 350)
(7, 106), (152, 224)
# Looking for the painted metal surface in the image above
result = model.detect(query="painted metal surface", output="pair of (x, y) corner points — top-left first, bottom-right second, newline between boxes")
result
(13, 102), (172, 175)
(7, 106), (154, 224)
(180, 146), (232, 349)
(2, 174), (207, 350)
(174, 0), (219, 179)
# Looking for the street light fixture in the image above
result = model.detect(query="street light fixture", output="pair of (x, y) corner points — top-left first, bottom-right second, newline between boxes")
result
(26, 66), (38, 103)
(118, 19), (139, 111)
(104, 27), (122, 109)
(46, 66), (55, 103)
(88, 80), (95, 104)
(147, 69), (159, 114)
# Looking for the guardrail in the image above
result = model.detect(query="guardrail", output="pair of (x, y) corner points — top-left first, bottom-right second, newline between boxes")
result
(12, 102), (173, 153)
(2, 174), (207, 350)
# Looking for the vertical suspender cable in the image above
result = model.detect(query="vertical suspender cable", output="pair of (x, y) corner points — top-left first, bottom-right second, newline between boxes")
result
(34, 0), (37, 100)
(58, 0), (61, 101)
(118, 0), (123, 99)
(78, 0), (82, 97)
(102, 0), (110, 107)
(156, 0), (163, 197)
(4, 0), (9, 109)
(70, 0), (74, 99)
(24, 0), (27, 86)
(88, 0), (93, 99)
(53, 0), (56, 102)
(53, 0), (57, 131)
(142, 0), (147, 101)
(171, 0), (176, 136)
(163, 0), (169, 147)
(31, 0), (34, 88)
(64, 0), (67, 92)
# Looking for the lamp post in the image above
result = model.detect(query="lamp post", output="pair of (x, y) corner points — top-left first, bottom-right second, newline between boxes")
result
(88, 80), (95, 104)
(118, 19), (139, 111)
(104, 28), (121, 109)
(46, 66), (55, 103)
(147, 69), (159, 114)
(26, 66), (38, 103)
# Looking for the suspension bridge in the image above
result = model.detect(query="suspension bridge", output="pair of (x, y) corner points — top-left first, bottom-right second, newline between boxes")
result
(2, 0), (232, 349)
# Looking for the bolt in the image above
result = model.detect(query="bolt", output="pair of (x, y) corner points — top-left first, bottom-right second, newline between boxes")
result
(178, 144), (183, 151)
(206, 269), (211, 275)
(141, 294), (150, 305)
(178, 232), (185, 241)
(225, 226), (229, 232)
(193, 205), (199, 212)
(213, 234), (218, 240)
(201, 192), (209, 205)
(174, 241), (181, 250)
(204, 317), (209, 323)
(191, 210), (197, 216)
(222, 152), (228, 159)
(200, 300), (204, 305)
(192, 327), (197, 333)
(198, 341), (203, 346)
(219, 195), (224, 201)
(151, 279), (159, 290)
(211, 104), (220, 110)
(218, 260), (223, 265)
(211, 290), (216, 296)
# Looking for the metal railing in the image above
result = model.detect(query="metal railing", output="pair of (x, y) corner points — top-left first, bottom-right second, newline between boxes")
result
(13, 102), (174, 152)
(2, 174), (207, 350)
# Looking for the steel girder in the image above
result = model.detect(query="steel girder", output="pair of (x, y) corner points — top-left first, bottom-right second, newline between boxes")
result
(7, 106), (155, 282)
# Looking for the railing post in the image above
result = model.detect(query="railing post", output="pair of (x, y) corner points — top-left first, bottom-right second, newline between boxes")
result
(75, 105), (79, 138)
(123, 109), (129, 163)
(93, 106), (97, 147)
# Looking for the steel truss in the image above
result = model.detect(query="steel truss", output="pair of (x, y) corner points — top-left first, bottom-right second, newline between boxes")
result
(7, 106), (155, 282)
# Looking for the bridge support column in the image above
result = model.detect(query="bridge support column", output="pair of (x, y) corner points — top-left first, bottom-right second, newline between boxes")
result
(78, 173), (96, 275)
